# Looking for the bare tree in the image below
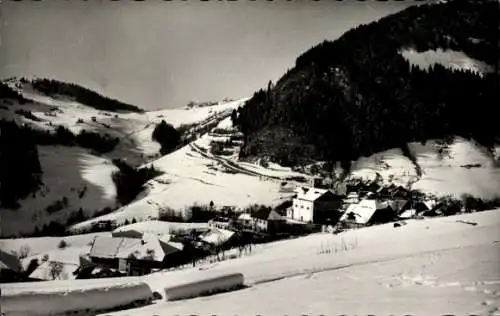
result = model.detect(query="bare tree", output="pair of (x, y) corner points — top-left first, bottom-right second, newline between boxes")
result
(48, 261), (64, 280)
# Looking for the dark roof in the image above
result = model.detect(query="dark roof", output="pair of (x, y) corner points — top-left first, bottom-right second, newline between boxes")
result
(252, 208), (272, 220)
(0, 249), (22, 273)
(112, 229), (144, 239)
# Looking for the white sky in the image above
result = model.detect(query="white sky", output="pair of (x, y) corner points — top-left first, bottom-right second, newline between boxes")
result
(1, 0), (422, 110)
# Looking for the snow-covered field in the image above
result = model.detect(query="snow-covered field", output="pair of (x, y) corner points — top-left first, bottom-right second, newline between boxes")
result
(0, 232), (109, 259)
(400, 48), (495, 76)
(2, 210), (499, 315)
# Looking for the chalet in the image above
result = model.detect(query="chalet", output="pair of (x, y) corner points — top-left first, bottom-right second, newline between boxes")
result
(88, 234), (183, 275)
(250, 209), (286, 233)
(288, 187), (343, 224)
(339, 199), (395, 228)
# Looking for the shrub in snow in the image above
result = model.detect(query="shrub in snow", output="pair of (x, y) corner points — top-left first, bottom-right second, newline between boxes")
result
(163, 273), (245, 301)
(58, 239), (68, 249)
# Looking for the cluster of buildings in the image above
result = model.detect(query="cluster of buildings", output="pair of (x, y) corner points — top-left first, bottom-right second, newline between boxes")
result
(214, 181), (446, 235)
(2, 180), (460, 283)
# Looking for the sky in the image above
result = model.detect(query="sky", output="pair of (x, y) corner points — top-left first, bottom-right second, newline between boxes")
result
(1, 0), (420, 110)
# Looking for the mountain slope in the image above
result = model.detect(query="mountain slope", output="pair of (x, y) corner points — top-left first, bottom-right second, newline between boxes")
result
(0, 79), (247, 237)
(235, 0), (499, 166)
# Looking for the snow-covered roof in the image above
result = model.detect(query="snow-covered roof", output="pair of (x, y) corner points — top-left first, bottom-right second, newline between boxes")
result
(200, 228), (235, 246)
(340, 199), (391, 224)
(29, 261), (79, 281)
(238, 213), (252, 221)
(89, 235), (181, 262)
(297, 188), (329, 202)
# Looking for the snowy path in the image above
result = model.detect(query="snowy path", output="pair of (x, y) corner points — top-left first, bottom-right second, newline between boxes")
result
(189, 142), (282, 180)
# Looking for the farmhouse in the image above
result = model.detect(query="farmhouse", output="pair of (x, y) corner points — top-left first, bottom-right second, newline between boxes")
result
(339, 198), (396, 228)
(88, 234), (183, 275)
(250, 208), (286, 233)
(288, 187), (343, 224)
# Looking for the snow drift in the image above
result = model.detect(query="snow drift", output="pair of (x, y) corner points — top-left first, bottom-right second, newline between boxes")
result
(163, 273), (245, 301)
(1, 282), (153, 316)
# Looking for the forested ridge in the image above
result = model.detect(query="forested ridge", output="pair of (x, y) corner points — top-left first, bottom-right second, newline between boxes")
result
(234, 0), (499, 167)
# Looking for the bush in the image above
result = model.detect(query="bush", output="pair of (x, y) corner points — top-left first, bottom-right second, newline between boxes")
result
(58, 239), (69, 249)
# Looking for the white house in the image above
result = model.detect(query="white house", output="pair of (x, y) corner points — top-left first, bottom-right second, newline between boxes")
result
(288, 187), (343, 224)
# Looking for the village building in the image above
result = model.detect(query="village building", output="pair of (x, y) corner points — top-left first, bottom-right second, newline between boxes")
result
(397, 199), (436, 218)
(88, 234), (183, 276)
(250, 208), (287, 233)
(236, 213), (252, 229)
(339, 198), (395, 228)
(288, 187), (344, 224)
(199, 228), (235, 247)
(208, 216), (232, 230)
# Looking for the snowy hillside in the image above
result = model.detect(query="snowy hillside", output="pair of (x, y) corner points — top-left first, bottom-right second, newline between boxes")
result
(2, 210), (499, 315)
(70, 115), (500, 233)
(2, 77), (499, 237)
(0, 79), (248, 237)
(348, 137), (500, 200)
(400, 48), (495, 76)
(69, 117), (303, 233)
